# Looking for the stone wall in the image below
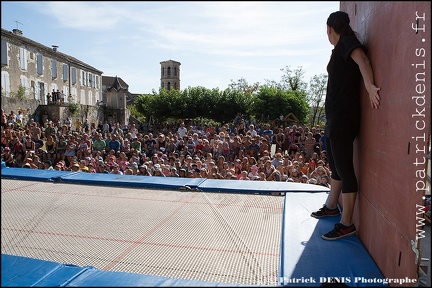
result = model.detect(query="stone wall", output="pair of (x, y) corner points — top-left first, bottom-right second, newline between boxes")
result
(2, 96), (104, 127)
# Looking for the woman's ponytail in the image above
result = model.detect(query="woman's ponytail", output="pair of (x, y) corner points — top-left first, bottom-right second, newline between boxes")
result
(327, 11), (355, 39)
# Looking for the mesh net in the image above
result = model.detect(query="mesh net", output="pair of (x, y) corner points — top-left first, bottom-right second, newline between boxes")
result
(1, 179), (284, 285)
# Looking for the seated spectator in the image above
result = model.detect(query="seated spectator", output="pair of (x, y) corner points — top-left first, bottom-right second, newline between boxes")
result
(319, 175), (330, 188)
(161, 165), (171, 177)
(54, 162), (64, 171)
(87, 163), (97, 173)
(310, 165), (329, 184)
(248, 165), (260, 180)
(178, 168), (187, 178)
(258, 172), (267, 181)
(56, 135), (67, 162)
(276, 165), (289, 181)
(2, 147), (14, 167)
(22, 162), (31, 168)
(238, 170), (250, 180)
(23, 157), (38, 169)
(303, 160), (316, 178)
(43, 160), (54, 170)
(290, 168), (303, 182)
(110, 163), (123, 175)
(153, 164), (164, 177)
(71, 162), (81, 172)
(138, 164), (152, 176)
(263, 159), (276, 180)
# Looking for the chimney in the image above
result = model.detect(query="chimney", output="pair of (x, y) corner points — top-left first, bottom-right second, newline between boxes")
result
(12, 29), (22, 36)
(52, 45), (59, 52)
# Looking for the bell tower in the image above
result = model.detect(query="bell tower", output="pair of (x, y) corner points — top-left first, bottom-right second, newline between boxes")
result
(160, 60), (181, 90)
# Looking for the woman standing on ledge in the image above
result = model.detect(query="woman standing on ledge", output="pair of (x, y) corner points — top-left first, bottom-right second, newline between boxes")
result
(310, 11), (381, 240)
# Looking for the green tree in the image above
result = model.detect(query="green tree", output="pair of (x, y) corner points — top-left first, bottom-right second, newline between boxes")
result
(211, 88), (250, 123)
(132, 65), (313, 125)
(252, 86), (309, 123)
(134, 92), (157, 122)
(134, 86), (252, 124)
(67, 101), (81, 117)
(128, 104), (146, 123)
(265, 66), (307, 92)
(307, 74), (328, 128)
(180, 86), (208, 119)
(228, 77), (260, 95)
(11, 85), (26, 99)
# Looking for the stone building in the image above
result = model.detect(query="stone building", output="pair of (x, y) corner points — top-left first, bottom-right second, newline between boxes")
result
(1, 28), (131, 127)
(1, 28), (103, 106)
(160, 60), (181, 90)
(101, 76), (131, 125)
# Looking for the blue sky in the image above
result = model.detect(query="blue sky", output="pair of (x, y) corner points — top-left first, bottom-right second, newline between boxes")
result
(1, 1), (340, 94)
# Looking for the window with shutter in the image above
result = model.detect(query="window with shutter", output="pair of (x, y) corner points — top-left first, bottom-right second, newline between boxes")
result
(37, 54), (43, 75)
(1, 39), (8, 66)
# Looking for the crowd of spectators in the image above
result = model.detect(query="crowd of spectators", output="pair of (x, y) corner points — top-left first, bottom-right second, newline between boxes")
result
(1, 109), (331, 188)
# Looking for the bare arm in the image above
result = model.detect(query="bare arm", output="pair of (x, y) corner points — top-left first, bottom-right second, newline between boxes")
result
(351, 47), (381, 109)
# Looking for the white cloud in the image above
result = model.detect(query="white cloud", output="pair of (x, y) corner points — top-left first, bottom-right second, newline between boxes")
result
(42, 2), (128, 30)
(4, 1), (339, 92)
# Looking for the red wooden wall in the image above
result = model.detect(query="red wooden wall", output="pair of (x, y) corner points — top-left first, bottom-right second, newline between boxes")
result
(339, 1), (431, 285)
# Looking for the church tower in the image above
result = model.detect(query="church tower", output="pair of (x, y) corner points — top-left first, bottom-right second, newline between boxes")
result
(160, 60), (181, 90)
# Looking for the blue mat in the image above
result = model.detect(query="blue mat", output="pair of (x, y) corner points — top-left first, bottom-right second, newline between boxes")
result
(0, 254), (240, 287)
(59, 171), (206, 190)
(1, 167), (329, 194)
(198, 179), (330, 193)
(0, 167), (73, 182)
(279, 192), (388, 287)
